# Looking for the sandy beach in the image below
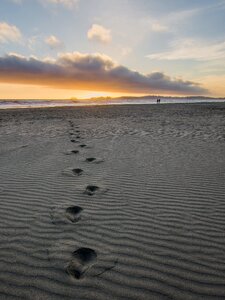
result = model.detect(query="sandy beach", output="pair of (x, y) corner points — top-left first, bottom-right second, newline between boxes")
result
(0, 103), (225, 300)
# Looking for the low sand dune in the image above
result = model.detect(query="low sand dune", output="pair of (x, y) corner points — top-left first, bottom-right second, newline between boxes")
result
(0, 103), (225, 299)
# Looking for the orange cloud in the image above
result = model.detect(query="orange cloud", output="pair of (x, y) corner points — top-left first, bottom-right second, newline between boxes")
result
(0, 52), (207, 95)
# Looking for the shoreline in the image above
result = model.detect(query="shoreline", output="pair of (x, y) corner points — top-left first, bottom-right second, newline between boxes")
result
(0, 99), (225, 111)
(0, 100), (225, 112)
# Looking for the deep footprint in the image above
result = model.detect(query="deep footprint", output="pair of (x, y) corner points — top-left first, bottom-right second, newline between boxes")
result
(65, 206), (83, 223)
(64, 150), (79, 156)
(71, 139), (78, 143)
(86, 157), (96, 162)
(79, 144), (87, 148)
(72, 168), (83, 176)
(71, 150), (79, 154)
(85, 185), (99, 196)
(67, 248), (97, 279)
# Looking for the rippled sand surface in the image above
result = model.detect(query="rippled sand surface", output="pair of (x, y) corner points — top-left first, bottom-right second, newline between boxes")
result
(0, 103), (225, 300)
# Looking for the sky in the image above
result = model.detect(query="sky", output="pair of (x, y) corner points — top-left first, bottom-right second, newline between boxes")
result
(0, 0), (225, 99)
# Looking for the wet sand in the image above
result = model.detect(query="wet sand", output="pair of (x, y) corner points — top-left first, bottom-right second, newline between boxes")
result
(0, 103), (225, 300)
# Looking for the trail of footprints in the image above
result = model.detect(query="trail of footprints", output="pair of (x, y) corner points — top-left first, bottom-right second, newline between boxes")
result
(53, 120), (108, 280)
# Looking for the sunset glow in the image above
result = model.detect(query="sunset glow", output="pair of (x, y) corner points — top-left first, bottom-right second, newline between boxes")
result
(0, 0), (225, 99)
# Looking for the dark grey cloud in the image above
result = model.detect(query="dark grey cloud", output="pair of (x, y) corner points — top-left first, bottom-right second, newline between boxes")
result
(0, 52), (207, 95)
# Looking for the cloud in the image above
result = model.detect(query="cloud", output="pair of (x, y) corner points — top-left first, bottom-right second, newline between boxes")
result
(45, 35), (63, 49)
(147, 39), (225, 61)
(121, 47), (132, 56)
(0, 22), (22, 44)
(166, 8), (199, 25)
(11, 0), (80, 8)
(144, 7), (199, 36)
(28, 35), (39, 51)
(151, 23), (169, 33)
(42, 0), (79, 9)
(0, 52), (207, 95)
(87, 24), (111, 44)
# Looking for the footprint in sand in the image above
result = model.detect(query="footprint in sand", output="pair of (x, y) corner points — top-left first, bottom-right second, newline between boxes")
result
(64, 150), (79, 155)
(86, 157), (96, 162)
(79, 144), (87, 148)
(65, 206), (83, 223)
(84, 185), (99, 196)
(50, 241), (117, 279)
(67, 248), (97, 279)
(71, 150), (79, 154)
(71, 139), (78, 143)
(50, 205), (84, 225)
(85, 157), (104, 164)
(72, 168), (83, 176)
(62, 167), (84, 177)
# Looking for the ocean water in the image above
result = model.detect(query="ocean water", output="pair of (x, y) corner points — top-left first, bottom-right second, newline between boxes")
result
(0, 98), (224, 109)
